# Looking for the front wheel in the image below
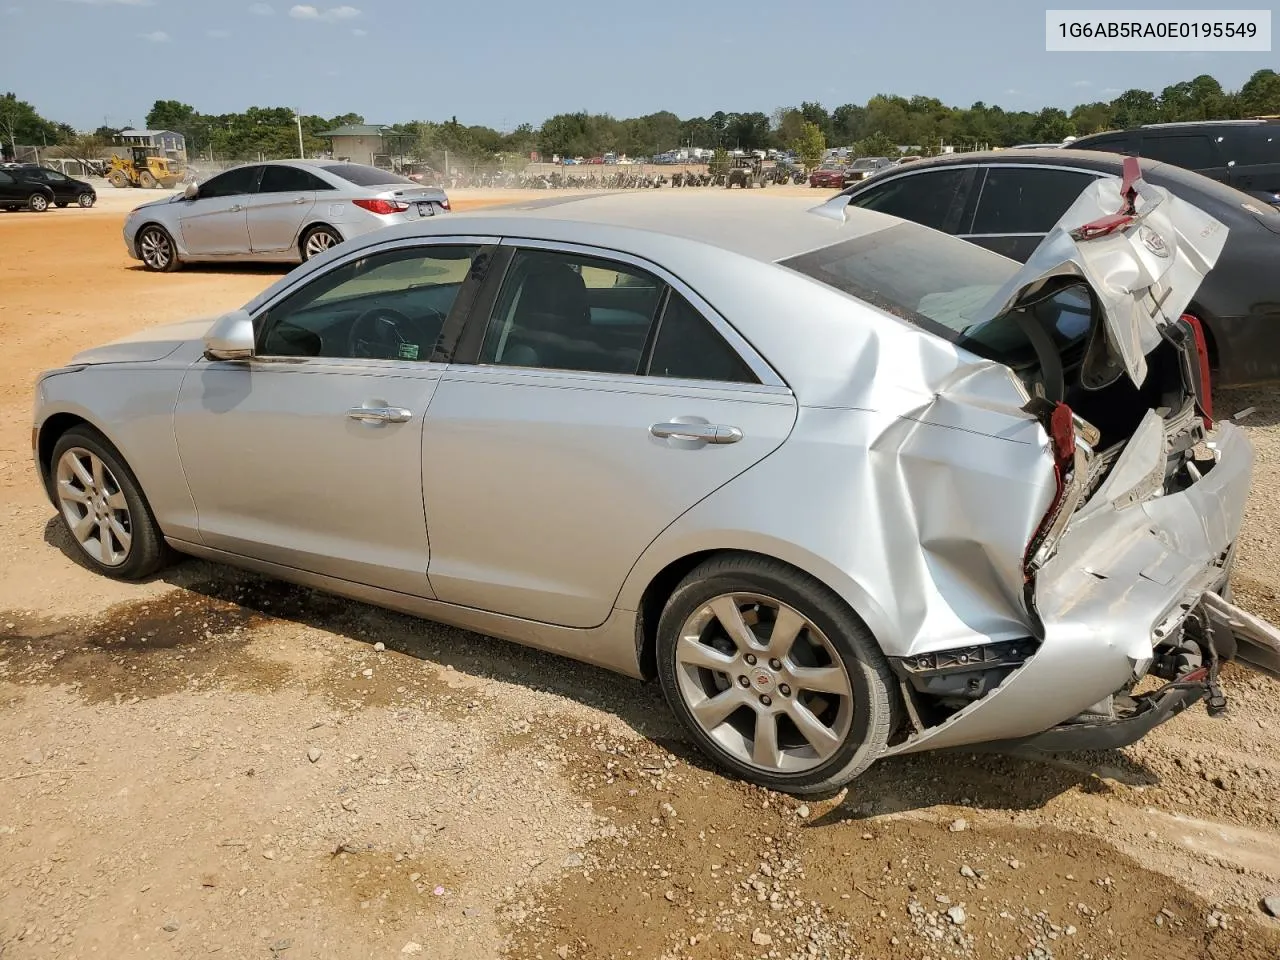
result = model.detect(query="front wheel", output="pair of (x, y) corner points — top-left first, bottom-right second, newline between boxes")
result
(50, 426), (172, 580)
(78, 192), (96, 208)
(138, 171), (157, 189)
(137, 225), (179, 272)
(656, 554), (896, 795)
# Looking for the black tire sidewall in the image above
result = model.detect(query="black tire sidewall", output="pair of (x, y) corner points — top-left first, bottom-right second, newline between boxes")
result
(138, 226), (177, 272)
(301, 226), (340, 261)
(50, 427), (168, 581)
(656, 559), (891, 793)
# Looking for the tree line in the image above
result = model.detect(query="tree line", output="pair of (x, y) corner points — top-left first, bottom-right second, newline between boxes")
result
(3, 69), (1278, 169)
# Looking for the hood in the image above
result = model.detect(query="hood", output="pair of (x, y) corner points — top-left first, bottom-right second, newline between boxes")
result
(972, 158), (1228, 388)
(129, 195), (179, 214)
(71, 316), (215, 365)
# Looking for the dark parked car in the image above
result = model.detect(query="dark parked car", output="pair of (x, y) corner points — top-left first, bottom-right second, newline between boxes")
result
(0, 166), (54, 212)
(1071, 119), (1279, 206)
(13, 165), (97, 208)
(841, 156), (894, 187)
(835, 149), (1280, 386)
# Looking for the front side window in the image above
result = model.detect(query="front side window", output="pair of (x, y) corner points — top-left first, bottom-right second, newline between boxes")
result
(199, 166), (261, 199)
(969, 167), (1099, 235)
(846, 169), (968, 232)
(255, 245), (480, 360)
(479, 249), (663, 375)
(38, 168), (68, 182)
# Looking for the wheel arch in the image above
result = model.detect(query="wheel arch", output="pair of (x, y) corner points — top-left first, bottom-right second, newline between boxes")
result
(297, 221), (344, 258)
(36, 411), (104, 500)
(629, 543), (894, 682)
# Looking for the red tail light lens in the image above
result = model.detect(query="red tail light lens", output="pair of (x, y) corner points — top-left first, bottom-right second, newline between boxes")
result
(353, 198), (410, 215)
(1024, 401), (1094, 579)
(439, 197), (450, 210)
(1179, 313), (1214, 428)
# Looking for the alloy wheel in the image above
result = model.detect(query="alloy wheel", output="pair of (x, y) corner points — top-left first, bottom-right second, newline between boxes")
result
(673, 592), (854, 774)
(78, 193), (95, 208)
(55, 447), (133, 567)
(304, 229), (338, 259)
(29, 194), (48, 212)
(139, 228), (172, 269)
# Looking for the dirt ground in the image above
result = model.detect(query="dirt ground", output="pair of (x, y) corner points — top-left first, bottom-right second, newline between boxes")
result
(1, 187), (1279, 960)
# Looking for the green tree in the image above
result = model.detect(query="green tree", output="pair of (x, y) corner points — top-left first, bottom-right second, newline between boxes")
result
(851, 131), (899, 158)
(0, 92), (61, 157)
(708, 147), (730, 177)
(1030, 107), (1074, 143)
(1110, 88), (1160, 128)
(51, 132), (108, 168)
(1239, 69), (1280, 117)
(792, 120), (826, 168)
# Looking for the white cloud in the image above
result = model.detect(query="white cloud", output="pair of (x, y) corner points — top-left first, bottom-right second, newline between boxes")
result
(351, 26), (366, 35)
(1003, 88), (1020, 96)
(207, 27), (231, 37)
(3, 4), (22, 12)
(249, 2), (274, 13)
(1072, 79), (1092, 88)
(290, 3), (360, 21)
(140, 29), (169, 41)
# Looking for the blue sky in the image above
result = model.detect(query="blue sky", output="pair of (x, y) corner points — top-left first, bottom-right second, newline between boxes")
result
(1, 0), (1275, 131)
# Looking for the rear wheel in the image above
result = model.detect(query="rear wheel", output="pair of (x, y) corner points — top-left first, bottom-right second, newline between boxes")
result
(108, 170), (129, 188)
(137, 225), (179, 272)
(301, 224), (342, 261)
(50, 426), (172, 580)
(656, 553), (896, 794)
(27, 193), (49, 212)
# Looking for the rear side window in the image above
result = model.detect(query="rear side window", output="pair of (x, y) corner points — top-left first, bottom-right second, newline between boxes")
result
(325, 163), (415, 187)
(258, 165), (333, 193)
(970, 167), (1099, 235)
(1140, 134), (1220, 170)
(0, 172), (13, 185)
(846, 169), (968, 232)
(646, 292), (758, 384)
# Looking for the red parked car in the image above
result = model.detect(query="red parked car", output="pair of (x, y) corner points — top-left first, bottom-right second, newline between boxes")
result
(808, 163), (845, 188)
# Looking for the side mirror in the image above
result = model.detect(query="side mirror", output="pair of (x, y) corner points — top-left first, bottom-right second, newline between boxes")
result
(183, 181), (199, 200)
(203, 309), (254, 361)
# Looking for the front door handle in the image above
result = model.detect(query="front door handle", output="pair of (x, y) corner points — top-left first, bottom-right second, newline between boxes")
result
(347, 405), (413, 424)
(294, 197), (308, 204)
(650, 422), (743, 444)
(230, 203), (244, 212)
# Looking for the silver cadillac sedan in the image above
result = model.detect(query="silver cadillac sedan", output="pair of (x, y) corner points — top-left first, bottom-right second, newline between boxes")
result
(122, 159), (451, 272)
(34, 173), (1280, 793)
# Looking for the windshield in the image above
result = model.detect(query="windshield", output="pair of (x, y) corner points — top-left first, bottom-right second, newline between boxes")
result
(324, 163), (416, 187)
(779, 220), (1023, 345)
(850, 158), (884, 170)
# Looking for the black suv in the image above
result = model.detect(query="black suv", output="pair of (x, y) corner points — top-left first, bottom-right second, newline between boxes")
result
(1071, 119), (1279, 206)
(0, 164), (54, 212)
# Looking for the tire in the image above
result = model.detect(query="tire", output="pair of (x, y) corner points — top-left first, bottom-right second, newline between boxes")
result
(138, 171), (157, 189)
(108, 170), (129, 189)
(49, 426), (173, 581)
(656, 553), (896, 795)
(27, 193), (49, 212)
(300, 224), (342, 261)
(136, 224), (179, 272)
(78, 192), (96, 208)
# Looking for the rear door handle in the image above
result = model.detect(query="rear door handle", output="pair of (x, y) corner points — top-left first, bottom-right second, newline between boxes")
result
(650, 422), (743, 444)
(347, 405), (413, 423)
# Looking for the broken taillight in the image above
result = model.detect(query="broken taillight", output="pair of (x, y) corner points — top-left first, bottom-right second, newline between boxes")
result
(1180, 313), (1214, 429)
(1024, 401), (1097, 579)
(353, 198), (411, 215)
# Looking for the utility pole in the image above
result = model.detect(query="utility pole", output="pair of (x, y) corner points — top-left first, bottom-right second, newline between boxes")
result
(296, 109), (305, 159)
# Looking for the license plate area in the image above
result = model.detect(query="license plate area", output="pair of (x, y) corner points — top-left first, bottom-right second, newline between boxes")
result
(416, 201), (435, 217)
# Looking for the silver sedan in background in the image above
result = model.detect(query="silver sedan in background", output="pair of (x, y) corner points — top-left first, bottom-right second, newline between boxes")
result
(123, 159), (451, 272)
(35, 185), (1280, 794)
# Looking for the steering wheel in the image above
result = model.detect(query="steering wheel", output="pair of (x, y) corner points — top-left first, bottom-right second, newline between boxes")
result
(347, 306), (441, 361)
